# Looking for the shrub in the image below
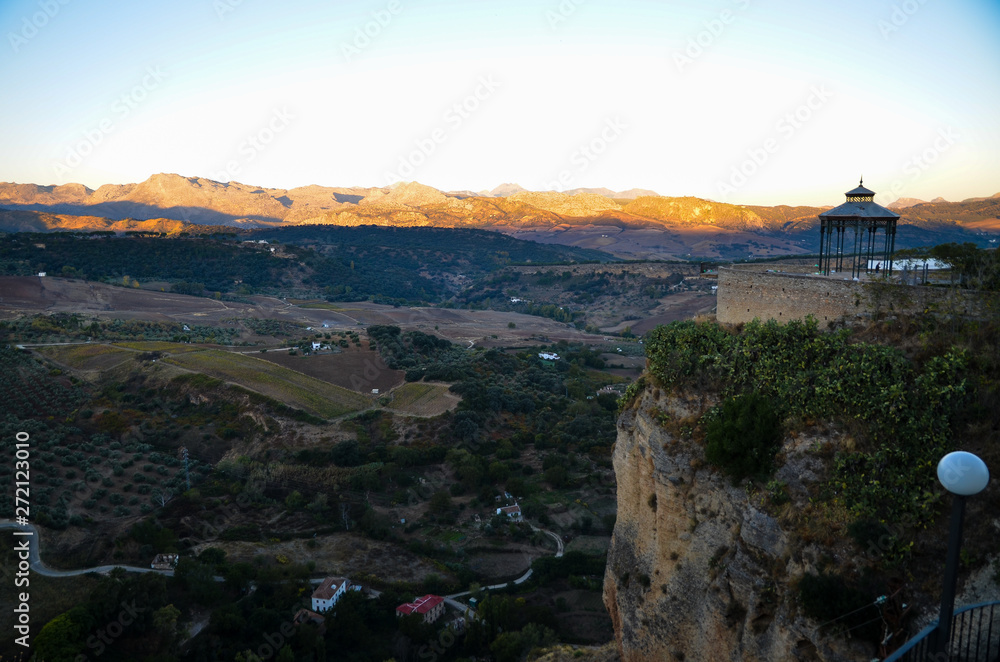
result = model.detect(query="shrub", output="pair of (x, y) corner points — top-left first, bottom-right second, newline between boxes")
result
(798, 571), (880, 638)
(704, 392), (782, 480)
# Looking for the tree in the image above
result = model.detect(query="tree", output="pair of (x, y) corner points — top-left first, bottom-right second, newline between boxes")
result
(429, 489), (453, 515)
(153, 603), (183, 652)
(285, 490), (306, 509)
(173, 558), (221, 605)
(704, 392), (782, 480)
(544, 464), (568, 488)
(488, 460), (510, 482)
(32, 608), (90, 662)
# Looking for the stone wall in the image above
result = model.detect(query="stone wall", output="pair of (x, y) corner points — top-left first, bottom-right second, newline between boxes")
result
(717, 265), (988, 328)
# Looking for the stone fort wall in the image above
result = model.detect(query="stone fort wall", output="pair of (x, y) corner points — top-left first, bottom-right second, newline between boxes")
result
(717, 264), (987, 328)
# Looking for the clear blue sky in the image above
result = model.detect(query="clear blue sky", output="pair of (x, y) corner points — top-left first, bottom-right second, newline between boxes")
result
(1, 0), (998, 205)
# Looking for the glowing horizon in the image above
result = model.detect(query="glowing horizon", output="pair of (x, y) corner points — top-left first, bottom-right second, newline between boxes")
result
(1, 0), (998, 208)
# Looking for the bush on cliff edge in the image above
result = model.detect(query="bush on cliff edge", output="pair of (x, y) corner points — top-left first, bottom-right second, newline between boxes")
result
(704, 392), (782, 481)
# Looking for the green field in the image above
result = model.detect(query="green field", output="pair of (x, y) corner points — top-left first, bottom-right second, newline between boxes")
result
(164, 349), (369, 418)
(114, 341), (205, 352)
(36, 343), (135, 371)
(296, 302), (344, 310)
(387, 382), (459, 416)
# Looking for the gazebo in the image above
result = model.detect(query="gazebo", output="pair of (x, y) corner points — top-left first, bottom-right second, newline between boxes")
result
(818, 179), (899, 278)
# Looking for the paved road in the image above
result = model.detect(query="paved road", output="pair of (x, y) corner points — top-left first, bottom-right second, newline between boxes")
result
(443, 526), (564, 616)
(0, 521), (175, 577)
(2, 520), (564, 620)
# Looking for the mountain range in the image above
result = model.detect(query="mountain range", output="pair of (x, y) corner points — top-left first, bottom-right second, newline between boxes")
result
(1, 174), (997, 259)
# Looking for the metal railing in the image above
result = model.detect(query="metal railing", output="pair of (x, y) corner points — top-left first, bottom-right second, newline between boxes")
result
(884, 601), (1000, 662)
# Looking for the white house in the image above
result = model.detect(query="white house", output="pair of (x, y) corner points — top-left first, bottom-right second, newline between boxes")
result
(538, 352), (560, 361)
(496, 504), (522, 522)
(312, 341), (322, 351)
(311, 577), (351, 612)
(150, 553), (178, 570)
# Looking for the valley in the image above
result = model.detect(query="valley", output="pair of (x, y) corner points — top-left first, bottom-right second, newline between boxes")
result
(0, 180), (996, 661)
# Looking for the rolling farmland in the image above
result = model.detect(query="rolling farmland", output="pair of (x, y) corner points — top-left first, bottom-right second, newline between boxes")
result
(163, 349), (370, 419)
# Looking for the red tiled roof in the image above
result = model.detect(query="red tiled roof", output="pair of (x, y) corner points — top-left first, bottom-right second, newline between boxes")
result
(312, 576), (348, 600)
(293, 609), (325, 625)
(396, 594), (444, 615)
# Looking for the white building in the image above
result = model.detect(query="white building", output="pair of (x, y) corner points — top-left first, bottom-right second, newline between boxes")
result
(311, 577), (351, 612)
(496, 504), (522, 522)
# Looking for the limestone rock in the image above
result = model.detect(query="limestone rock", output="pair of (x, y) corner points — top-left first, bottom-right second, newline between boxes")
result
(603, 387), (870, 662)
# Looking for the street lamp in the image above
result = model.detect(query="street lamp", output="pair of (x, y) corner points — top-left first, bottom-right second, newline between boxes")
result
(933, 451), (990, 656)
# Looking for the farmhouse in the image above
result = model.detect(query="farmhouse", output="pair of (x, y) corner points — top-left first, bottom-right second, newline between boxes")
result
(538, 352), (560, 361)
(150, 553), (178, 570)
(396, 595), (445, 624)
(311, 576), (351, 612)
(312, 341), (322, 350)
(496, 504), (522, 521)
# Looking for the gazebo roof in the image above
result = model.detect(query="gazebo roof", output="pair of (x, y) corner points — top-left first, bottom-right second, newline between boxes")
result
(845, 183), (876, 197)
(819, 201), (900, 219)
(819, 178), (899, 219)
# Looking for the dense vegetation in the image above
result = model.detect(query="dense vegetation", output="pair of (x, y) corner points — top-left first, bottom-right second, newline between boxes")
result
(0, 316), (619, 660)
(252, 224), (610, 267)
(635, 311), (1000, 654)
(642, 317), (977, 536)
(0, 227), (612, 304)
(703, 392), (783, 481)
(0, 233), (292, 294)
(456, 266), (692, 330)
(0, 313), (239, 344)
(369, 325), (621, 457)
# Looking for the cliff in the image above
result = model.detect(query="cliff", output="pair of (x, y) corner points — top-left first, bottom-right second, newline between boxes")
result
(603, 386), (870, 662)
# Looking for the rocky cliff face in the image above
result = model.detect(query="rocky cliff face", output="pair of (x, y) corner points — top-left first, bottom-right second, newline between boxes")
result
(603, 386), (870, 662)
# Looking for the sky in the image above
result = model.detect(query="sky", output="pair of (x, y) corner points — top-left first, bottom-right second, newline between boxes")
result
(1, 0), (998, 206)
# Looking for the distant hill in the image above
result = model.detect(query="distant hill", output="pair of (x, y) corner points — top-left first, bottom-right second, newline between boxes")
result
(0, 226), (613, 303)
(2, 173), (997, 259)
(489, 183), (528, 197)
(887, 197), (927, 210)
